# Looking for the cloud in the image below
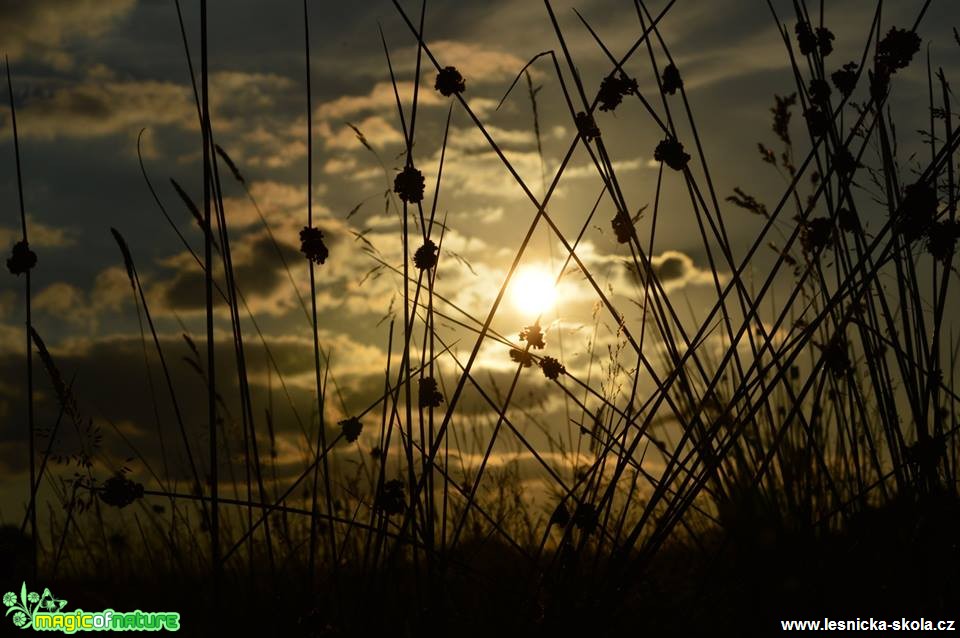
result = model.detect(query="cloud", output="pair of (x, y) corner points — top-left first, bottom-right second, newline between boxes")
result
(402, 41), (532, 84)
(0, 216), (76, 249)
(0, 0), (135, 69)
(643, 249), (722, 292)
(417, 146), (544, 199)
(315, 81), (443, 120)
(562, 157), (650, 180)
(670, 30), (790, 90)
(318, 115), (404, 150)
(447, 125), (536, 152)
(150, 232), (305, 317)
(32, 266), (131, 330)
(7, 78), (192, 140)
(576, 242), (722, 294)
(216, 180), (311, 229)
(4, 71), (296, 143)
(323, 156), (359, 175)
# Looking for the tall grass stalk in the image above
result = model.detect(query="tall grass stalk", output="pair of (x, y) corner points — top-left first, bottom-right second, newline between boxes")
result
(5, 56), (36, 581)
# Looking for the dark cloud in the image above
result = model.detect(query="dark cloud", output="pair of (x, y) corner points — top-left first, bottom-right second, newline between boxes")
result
(0, 0), (135, 68)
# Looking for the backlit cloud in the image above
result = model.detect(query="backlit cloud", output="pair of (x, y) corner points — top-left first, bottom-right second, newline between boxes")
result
(0, 0), (135, 69)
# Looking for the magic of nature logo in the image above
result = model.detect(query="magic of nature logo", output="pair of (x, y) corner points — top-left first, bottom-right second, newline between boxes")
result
(3, 583), (180, 633)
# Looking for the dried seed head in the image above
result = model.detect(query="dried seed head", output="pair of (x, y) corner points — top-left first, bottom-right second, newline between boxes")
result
(876, 27), (921, 74)
(816, 27), (835, 57)
(795, 21), (817, 56)
(299, 226), (329, 265)
(654, 137), (690, 171)
(509, 348), (533, 368)
(435, 66), (466, 97)
(661, 64), (683, 95)
(393, 165), (425, 204)
(100, 473), (145, 509)
(540, 356), (566, 380)
(597, 73), (638, 111)
(418, 376), (444, 409)
(413, 239), (438, 270)
(808, 78), (831, 107)
(611, 209), (634, 244)
(575, 111), (600, 141)
(831, 61), (858, 98)
(926, 220), (959, 263)
(6, 240), (37, 276)
(339, 416), (363, 443)
(520, 324), (545, 349)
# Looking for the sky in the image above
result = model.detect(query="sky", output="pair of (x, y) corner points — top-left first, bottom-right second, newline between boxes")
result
(1, 0), (958, 520)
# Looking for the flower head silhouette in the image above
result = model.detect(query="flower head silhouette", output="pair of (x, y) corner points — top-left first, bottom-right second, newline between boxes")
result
(540, 356), (566, 380)
(831, 62), (858, 97)
(394, 165), (425, 204)
(795, 21), (817, 55)
(520, 324), (546, 350)
(654, 138), (690, 171)
(575, 111), (600, 141)
(435, 66), (466, 97)
(299, 227), (329, 265)
(6, 240), (36, 276)
(611, 209), (634, 244)
(808, 78), (831, 107)
(876, 27), (921, 73)
(2, 592), (15, 607)
(100, 473), (145, 509)
(926, 220), (959, 263)
(418, 376), (444, 408)
(26, 592), (39, 604)
(816, 27), (835, 56)
(12, 612), (26, 628)
(339, 416), (363, 443)
(597, 73), (637, 111)
(509, 348), (533, 368)
(413, 239), (438, 270)
(661, 64), (682, 95)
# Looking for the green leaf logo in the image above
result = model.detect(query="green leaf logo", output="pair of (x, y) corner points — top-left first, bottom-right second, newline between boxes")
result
(3, 582), (64, 630)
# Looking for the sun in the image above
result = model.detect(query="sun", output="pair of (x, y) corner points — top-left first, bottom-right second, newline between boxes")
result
(510, 266), (558, 316)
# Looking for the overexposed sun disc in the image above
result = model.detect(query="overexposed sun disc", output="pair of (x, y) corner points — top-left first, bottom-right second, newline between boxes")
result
(510, 267), (558, 316)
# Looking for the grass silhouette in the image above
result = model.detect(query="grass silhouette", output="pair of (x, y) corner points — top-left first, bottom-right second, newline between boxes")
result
(4, 0), (960, 635)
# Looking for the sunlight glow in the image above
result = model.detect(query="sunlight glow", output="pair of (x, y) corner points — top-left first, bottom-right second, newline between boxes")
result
(510, 266), (558, 316)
